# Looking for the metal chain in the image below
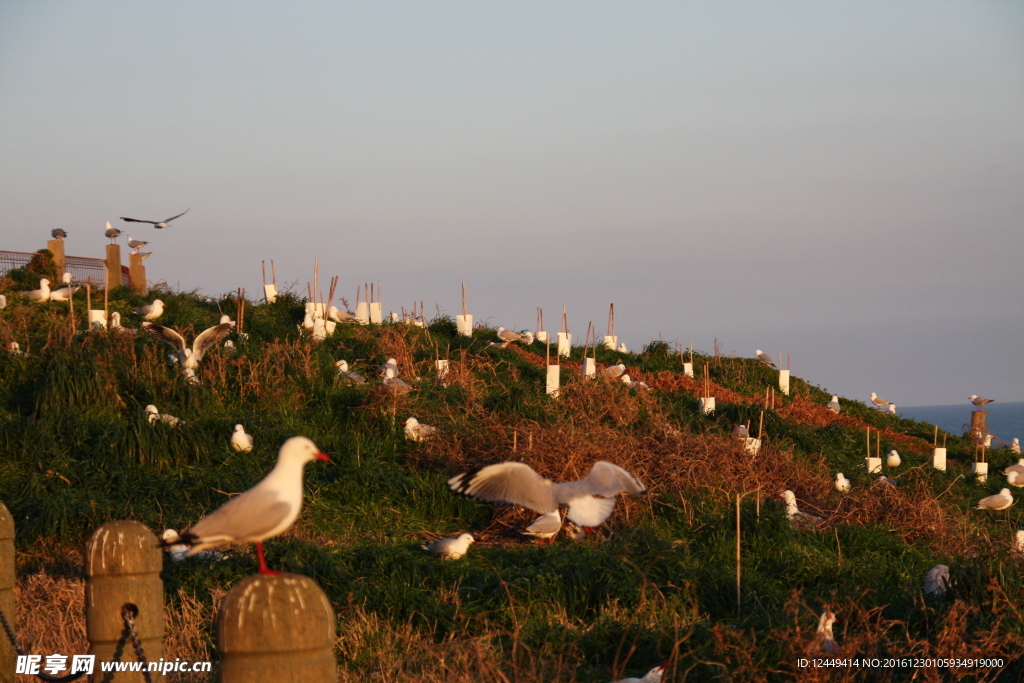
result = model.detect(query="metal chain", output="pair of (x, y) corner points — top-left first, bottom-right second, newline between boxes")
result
(0, 603), (86, 682)
(121, 606), (154, 683)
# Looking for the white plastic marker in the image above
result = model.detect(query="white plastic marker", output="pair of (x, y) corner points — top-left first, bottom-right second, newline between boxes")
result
(449, 461), (646, 530)
(167, 436), (328, 575)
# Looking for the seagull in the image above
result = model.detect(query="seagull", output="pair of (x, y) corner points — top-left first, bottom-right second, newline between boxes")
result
(612, 664), (665, 683)
(403, 417), (438, 442)
(0, 294), (7, 309)
(810, 610), (839, 654)
(127, 235), (149, 253)
(521, 331), (535, 344)
(617, 342), (628, 353)
(968, 395), (995, 406)
(827, 395), (841, 414)
(161, 529), (224, 562)
(496, 326), (525, 343)
(1006, 472), (1022, 488)
(120, 208), (189, 229)
(335, 360), (366, 384)
(869, 392), (893, 408)
(755, 350), (776, 368)
(132, 299), (165, 321)
(522, 510), (562, 543)
(379, 357), (399, 378)
(8, 342), (22, 356)
(108, 312), (135, 333)
(448, 461), (646, 529)
(421, 533), (474, 559)
(877, 475), (898, 488)
(327, 306), (353, 323)
(925, 564), (950, 597)
(104, 222), (121, 242)
(886, 450), (901, 468)
(166, 436), (328, 575)
(141, 320), (235, 370)
(21, 278), (51, 302)
(223, 339), (236, 353)
(601, 363), (626, 379)
(835, 473), (851, 492)
(383, 376), (414, 395)
(777, 490), (824, 528)
(183, 367), (200, 385)
(976, 489), (1014, 511)
(51, 227), (67, 239)
(231, 424), (254, 452)
(1011, 438), (1020, 455)
(146, 404), (183, 427)
(1016, 530), (1024, 554)
(48, 273), (79, 302)
(886, 403), (897, 415)
(733, 424), (749, 439)
(1001, 458), (1024, 478)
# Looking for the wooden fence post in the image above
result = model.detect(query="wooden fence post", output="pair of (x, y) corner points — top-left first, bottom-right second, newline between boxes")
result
(105, 245), (122, 291)
(128, 254), (147, 296)
(85, 521), (164, 682)
(217, 574), (336, 682)
(47, 240), (66, 274)
(0, 503), (14, 683)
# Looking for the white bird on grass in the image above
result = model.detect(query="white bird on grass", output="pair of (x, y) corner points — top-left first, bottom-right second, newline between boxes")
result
(976, 489), (1014, 511)
(142, 320), (235, 370)
(327, 306), (353, 323)
(755, 350), (776, 368)
(127, 235), (149, 253)
(421, 533), (474, 559)
(969, 395), (995, 406)
(120, 208), (189, 229)
(870, 392), (893, 408)
(835, 473), (851, 492)
(777, 490), (824, 528)
(1011, 438), (1020, 455)
(522, 510), (562, 543)
(21, 278), (51, 302)
(1015, 530), (1024, 553)
(8, 342), (22, 356)
(886, 404), (897, 415)
(132, 299), (165, 321)
(449, 461), (646, 530)
(601, 363), (626, 379)
(146, 404), (183, 427)
(877, 475), (898, 488)
(104, 222), (121, 242)
(0, 294), (6, 309)
(379, 357), (399, 378)
(335, 360), (366, 384)
(1008, 459), (1024, 479)
(496, 326), (525, 343)
(733, 424), (749, 439)
(231, 424), (254, 452)
(886, 450), (901, 468)
(925, 564), (950, 597)
(383, 376), (414, 395)
(47, 273), (79, 302)
(811, 610), (839, 654)
(1006, 472), (1023, 488)
(612, 663), (665, 683)
(827, 395), (841, 414)
(617, 342), (628, 353)
(403, 417), (438, 442)
(166, 436), (329, 575)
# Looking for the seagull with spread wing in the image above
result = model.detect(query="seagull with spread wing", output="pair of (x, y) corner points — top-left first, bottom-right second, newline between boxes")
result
(120, 208), (190, 229)
(142, 320), (235, 370)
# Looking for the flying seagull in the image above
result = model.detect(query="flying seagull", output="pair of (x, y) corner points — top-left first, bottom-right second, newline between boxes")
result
(449, 461), (646, 529)
(142, 320), (235, 370)
(968, 395), (995, 406)
(51, 227), (67, 239)
(755, 350), (776, 368)
(120, 208), (190, 229)
(166, 436), (328, 575)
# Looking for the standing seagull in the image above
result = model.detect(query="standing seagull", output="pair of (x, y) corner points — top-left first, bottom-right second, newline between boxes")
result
(827, 395), (841, 414)
(132, 299), (165, 321)
(104, 221), (121, 242)
(810, 610), (840, 654)
(755, 350), (776, 368)
(976, 489), (1014, 511)
(968, 395), (995, 407)
(231, 424), (254, 452)
(523, 510), (562, 543)
(835, 473), (851, 492)
(21, 278), (51, 302)
(496, 327), (525, 343)
(120, 208), (190, 229)
(449, 461), (646, 530)
(127, 235), (149, 254)
(51, 227), (67, 239)
(869, 392), (893, 408)
(168, 436), (329, 575)
(142, 320), (235, 370)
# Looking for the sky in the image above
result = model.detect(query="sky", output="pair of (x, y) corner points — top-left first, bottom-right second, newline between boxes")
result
(1, 2), (1022, 406)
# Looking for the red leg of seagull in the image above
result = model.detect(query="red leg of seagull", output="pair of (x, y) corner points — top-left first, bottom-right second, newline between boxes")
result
(584, 526), (594, 536)
(256, 542), (282, 576)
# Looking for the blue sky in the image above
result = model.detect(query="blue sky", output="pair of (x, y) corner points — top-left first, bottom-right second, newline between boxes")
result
(1, 2), (1022, 405)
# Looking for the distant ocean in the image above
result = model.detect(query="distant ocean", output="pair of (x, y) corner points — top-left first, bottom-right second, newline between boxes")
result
(899, 402), (1024, 445)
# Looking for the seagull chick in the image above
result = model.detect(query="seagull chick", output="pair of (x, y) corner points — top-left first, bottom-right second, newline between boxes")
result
(422, 533), (474, 559)
(167, 436), (328, 575)
(120, 208), (189, 229)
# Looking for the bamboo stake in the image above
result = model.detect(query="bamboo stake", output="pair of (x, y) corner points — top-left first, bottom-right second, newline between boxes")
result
(787, 354), (791, 372)
(377, 280), (381, 305)
(866, 428), (870, 459)
(307, 282), (313, 301)
(462, 282), (467, 317)
(262, 261), (267, 287)
(689, 339), (693, 365)
(103, 273), (109, 322)
(86, 280), (92, 312)
(356, 285), (361, 307)
(736, 493), (742, 613)
(608, 303), (615, 337)
(313, 258), (319, 308)
(934, 425), (938, 447)
(513, 431), (517, 452)
(758, 410), (764, 439)
(271, 260), (277, 287)
(561, 306), (567, 335)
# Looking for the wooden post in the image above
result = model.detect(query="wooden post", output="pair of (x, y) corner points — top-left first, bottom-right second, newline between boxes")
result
(736, 494), (741, 613)
(105, 244), (122, 290)
(47, 239), (66, 274)
(0, 503), (14, 683)
(85, 521), (165, 681)
(217, 574), (336, 683)
(128, 253), (147, 296)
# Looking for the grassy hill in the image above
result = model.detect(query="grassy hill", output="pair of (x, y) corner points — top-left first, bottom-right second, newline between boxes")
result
(1, 273), (1022, 681)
